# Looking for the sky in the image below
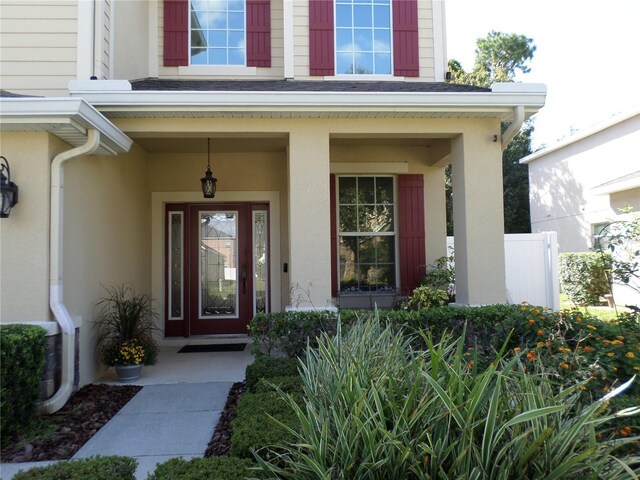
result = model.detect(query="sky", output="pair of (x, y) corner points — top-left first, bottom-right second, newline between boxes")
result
(445, 0), (640, 149)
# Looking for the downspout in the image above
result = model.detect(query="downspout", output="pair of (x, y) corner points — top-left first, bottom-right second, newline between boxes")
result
(501, 106), (525, 151)
(39, 129), (101, 414)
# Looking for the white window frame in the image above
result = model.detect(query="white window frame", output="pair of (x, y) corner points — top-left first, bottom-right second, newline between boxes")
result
(189, 0), (247, 67)
(336, 175), (399, 293)
(334, 0), (394, 77)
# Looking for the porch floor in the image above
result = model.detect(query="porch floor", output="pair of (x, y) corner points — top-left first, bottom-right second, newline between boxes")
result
(97, 343), (254, 385)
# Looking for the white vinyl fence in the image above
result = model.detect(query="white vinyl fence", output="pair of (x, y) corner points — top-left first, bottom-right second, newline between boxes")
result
(447, 232), (559, 310)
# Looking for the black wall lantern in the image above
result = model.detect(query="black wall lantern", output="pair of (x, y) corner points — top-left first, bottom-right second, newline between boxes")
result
(0, 156), (19, 218)
(200, 138), (217, 198)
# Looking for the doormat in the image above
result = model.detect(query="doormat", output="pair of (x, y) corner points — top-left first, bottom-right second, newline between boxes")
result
(178, 343), (247, 353)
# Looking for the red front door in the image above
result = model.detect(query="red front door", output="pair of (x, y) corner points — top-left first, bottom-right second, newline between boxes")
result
(164, 203), (269, 336)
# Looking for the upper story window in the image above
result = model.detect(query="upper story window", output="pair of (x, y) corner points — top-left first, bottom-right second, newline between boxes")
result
(190, 0), (246, 65)
(335, 0), (392, 75)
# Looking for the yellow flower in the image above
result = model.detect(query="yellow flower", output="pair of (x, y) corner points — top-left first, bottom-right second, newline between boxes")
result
(607, 352), (615, 357)
(528, 319), (535, 325)
(558, 347), (572, 353)
(575, 317), (582, 323)
(583, 346), (594, 353)
(626, 352), (635, 359)
(513, 347), (522, 352)
(537, 329), (545, 336)
(617, 336), (625, 340)
(634, 366), (640, 371)
(559, 363), (570, 370)
(537, 342), (545, 348)
(586, 325), (597, 331)
(579, 385), (587, 391)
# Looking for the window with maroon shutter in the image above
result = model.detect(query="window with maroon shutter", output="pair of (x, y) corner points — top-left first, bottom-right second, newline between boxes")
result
(392, 0), (419, 77)
(309, 0), (335, 75)
(398, 174), (425, 293)
(164, 0), (189, 66)
(165, 0), (271, 67)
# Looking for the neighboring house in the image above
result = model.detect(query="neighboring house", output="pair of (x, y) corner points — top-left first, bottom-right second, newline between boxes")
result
(521, 108), (640, 305)
(0, 0), (546, 409)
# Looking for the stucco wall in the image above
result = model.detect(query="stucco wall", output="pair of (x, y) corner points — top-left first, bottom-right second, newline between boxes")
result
(112, 0), (150, 80)
(0, 0), (77, 96)
(62, 144), (150, 386)
(529, 113), (640, 252)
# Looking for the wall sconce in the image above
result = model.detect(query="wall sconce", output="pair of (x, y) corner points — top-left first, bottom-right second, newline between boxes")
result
(200, 138), (217, 198)
(0, 156), (19, 218)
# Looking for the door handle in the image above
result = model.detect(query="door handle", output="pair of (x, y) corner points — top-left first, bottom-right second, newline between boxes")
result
(241, 267), (247, 294)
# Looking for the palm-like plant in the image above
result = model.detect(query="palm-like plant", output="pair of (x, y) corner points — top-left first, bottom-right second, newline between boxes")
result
(95, 285), (159, 366)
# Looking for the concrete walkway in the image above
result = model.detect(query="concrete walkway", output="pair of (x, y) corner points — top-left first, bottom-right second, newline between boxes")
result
(1, 346), (253, 480)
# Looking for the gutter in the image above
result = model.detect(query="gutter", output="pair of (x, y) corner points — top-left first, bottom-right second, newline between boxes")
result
(39, 129), (101, 414)
(501, 105), (525, 151)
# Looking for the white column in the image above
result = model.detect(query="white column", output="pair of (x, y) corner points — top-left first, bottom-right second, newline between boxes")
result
(451, 130), (506, 305)
(287, 126), (332, 309)
(423, 166), (447, 263)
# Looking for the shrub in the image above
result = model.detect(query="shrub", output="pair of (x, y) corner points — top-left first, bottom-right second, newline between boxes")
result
(12, 456), (136, 480)
(244, 356), (300, 392)
(149, 456), (264, 480)
(253, 375), (303, 394)
(407, 285), (450, 309)
(249, 310), (352, 357)
(230, 391), (300, 459)
(0, 324), (47, 443)
(421, 255), (455, 301)
(255, 319), (640, 479)
(560, 252), (612, 305)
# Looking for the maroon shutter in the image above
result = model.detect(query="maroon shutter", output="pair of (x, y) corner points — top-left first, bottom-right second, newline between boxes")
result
(164, 0), (189, 66)
(330, 174), (338, 297)
(246, 0), (271, 67)
(309, 0), (335, 75)
(392, 0), (419, 77)
(398, 174), (425, 293)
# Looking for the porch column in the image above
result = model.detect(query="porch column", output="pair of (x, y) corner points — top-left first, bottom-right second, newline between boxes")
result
(451, 130), (506, 305)
(423, 166), (447, 264)
(287, 126), (332, 309)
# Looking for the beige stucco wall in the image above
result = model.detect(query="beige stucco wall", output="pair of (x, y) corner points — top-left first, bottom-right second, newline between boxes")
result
(529, 113), (640, 252)
(0, 133), (67, 322)
(112, 0), (150, 80)
(62, 144), (150, 386)
(0, 0), (77, 96)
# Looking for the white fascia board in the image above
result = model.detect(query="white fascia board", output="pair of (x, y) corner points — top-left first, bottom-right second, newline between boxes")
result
(0, 97), (132, 153)
(70, 87), (547, 116)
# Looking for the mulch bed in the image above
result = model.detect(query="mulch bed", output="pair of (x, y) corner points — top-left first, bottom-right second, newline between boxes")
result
(1, 384), (142, 463)
(205, 381), (245, 457)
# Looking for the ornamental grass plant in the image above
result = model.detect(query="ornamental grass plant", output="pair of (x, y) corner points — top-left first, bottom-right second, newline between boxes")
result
(255, 318), (640, 480)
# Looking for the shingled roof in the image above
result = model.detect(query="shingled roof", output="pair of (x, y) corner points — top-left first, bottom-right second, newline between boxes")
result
(130, 78), (490, 93)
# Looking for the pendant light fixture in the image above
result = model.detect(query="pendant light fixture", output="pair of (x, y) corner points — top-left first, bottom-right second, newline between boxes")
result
(201, 138), (217, 198)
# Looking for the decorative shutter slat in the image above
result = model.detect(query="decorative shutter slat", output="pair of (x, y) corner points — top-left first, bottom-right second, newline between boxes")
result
(398, 174), (425, 293)
(330, 174), (338, 297)
(392, 0), (419, 77)
(309, 0), (335, 76)
(247, 0), (271, 67)
(164, 0), (189, 67)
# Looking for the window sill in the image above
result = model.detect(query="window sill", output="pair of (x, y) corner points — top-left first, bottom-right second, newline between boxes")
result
(177, 66), (259, 76)
(326, 74), (404, 81)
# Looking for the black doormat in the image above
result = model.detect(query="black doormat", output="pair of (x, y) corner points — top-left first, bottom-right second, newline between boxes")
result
(178, 343), (247, 353)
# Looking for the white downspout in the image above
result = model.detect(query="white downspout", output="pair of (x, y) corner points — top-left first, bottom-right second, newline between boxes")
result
(501, 106), (525, 151)
(39, 129), (101, 414)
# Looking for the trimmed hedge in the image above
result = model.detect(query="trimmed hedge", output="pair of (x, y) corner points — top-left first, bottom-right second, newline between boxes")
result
(230, 391), (301, 459)
(253, 375), (303, 394)
(244, 356), (300, 392)
(559, 252), (612, 305)
(149, 456), (264, 480)
(1, 324), (47, 443)
(12, 456), (136, 480)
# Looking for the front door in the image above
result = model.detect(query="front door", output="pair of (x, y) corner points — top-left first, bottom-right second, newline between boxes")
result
(165, 203), (269, 336)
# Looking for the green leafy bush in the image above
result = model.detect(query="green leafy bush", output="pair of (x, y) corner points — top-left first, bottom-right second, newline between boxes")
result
(230, 391), (300, 459)
(421, 255), (455, 300)
(560, 252), (612, 305)
(255, 319), (640, 479)
(253, 375), (303, 394)
(12, 456), (136, 480)
(407, 285), (450, 309)
(0, 324), (47, 443)
(244, 356), (300, 392)
(148, 456), (264, 480)
(249, 310), (349, 357)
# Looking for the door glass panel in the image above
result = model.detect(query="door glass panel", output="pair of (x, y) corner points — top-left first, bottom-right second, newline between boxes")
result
(253, 211), (268, 315)
(169, 212), (183, 319)
(200, 212), (238, 317)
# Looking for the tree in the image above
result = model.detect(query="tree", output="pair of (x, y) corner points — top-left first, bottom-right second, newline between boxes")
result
(447, 31), (536, 234)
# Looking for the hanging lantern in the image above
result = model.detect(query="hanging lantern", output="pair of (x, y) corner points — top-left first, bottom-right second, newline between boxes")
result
(0, 156), (19, 218)
(201, 138), (217, 198)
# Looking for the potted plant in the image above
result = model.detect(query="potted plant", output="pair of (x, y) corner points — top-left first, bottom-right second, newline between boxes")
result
(94, 285), (159, 382)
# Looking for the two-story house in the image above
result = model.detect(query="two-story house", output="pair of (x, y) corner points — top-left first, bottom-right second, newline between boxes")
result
(0, 0), (546, 412)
